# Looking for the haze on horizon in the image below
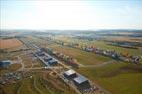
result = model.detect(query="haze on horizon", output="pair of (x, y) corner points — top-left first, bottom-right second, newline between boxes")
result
(0, 0), (142, 30)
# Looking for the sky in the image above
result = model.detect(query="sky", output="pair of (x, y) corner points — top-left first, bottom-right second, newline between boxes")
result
(0, 0), (142, 30)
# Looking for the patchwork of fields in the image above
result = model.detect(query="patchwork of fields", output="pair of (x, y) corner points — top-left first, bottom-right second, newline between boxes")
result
(0, 34), (142, 94)
(54, 36), (142, 55)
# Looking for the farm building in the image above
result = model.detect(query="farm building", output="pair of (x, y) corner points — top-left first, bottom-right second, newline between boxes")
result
(63, 69), (77, 79)
(36, 51), (45, 56)
(44, 56), (53, 62)
(130, 56), (141, 64)
(39, 48), (46, 52)
(111, 53), (119, 59)
(48, 59), (58, 66)
(0, 60), (11, 68)
(85, 47), (94, 52)
(73, 75), (91, 90)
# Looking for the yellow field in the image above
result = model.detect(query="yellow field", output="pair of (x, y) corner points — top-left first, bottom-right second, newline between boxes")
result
(109, 37), (142, 42)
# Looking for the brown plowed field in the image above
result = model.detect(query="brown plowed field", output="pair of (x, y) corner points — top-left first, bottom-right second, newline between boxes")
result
(0, 38), (23, 49)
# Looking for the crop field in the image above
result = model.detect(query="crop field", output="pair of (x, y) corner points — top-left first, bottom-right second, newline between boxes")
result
(108, 36), (142, 43)
(0, 38), (23, 49)
(76, 63), (142, 94)
(90, 40), (142, 55)
(53, 36), (142, 55)
(0, 82), (20, 94)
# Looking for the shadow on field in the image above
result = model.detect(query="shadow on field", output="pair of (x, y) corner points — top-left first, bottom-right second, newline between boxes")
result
(101, 64), (142, 78)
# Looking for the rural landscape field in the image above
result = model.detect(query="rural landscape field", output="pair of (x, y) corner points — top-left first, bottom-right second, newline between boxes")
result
(0, 30), (142, 94)
(0, 0), (142, 94)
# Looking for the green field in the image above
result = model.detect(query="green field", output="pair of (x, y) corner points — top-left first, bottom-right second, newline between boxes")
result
(53, 36), (142, 55)
(48, 43), (111, 65)
(90, 40), (142, 55)
(76, 63), (142, 94)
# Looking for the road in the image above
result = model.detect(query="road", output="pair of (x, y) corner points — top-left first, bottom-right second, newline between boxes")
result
(33, 76), (44, 94)
(17, 56), (25, 71)
(23, 66), (63, 70)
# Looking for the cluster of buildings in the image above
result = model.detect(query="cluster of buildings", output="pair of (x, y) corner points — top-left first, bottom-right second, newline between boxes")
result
(81, 47), (141, 64)
(35, 49), (58, 66)
(35, 47), (97, 93)
(51, 39), (141, 64)
(53, 40), (141, 64)
(50, 50), (79, 68)
(54, 52), (79, 68)
(63, 69), (97, 93)
(44, 48), (79, 68)
(0, 72), (22, 85)
(35, 48), (79, 68)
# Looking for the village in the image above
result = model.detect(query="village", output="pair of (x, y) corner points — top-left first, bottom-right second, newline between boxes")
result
(0, 36), (106, 94)
(1, 0), (142, 94)
(38, 36), (141, 64)
(0, 30), (142, 94)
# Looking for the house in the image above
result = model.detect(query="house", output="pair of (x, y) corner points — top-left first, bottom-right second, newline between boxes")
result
(111, 53), (119, 59)
(48, 59), (58, 66)
(131, 56), (141, 64)
(85, 48), (94, 52)
(73, 75), (91, 90)
(95, 48), (104, 54)
(0, 60), (11, 68)
(63, 69), (77, 79)
(134, 57), (141, 63)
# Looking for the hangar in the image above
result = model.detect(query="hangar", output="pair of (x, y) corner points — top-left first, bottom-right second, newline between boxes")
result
(73, 75), (91, 90)
(63, 69), (77, 79)
(48, 59), (58, 66)
(0, 60), (11, 68)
